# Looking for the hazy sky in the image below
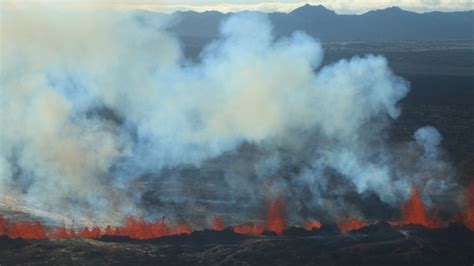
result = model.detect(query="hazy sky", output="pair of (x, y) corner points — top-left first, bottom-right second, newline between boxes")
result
(3, 0), (473, 14)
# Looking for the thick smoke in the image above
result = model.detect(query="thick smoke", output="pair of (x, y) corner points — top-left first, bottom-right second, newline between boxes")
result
(0, 7), (457, 227)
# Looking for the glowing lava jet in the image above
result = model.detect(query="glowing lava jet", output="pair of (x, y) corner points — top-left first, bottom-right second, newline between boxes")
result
(389, 186), (440, 228)
(267, 198), (287, 235)
(232, 197), (287, 235)
(212, 216), (225, 231)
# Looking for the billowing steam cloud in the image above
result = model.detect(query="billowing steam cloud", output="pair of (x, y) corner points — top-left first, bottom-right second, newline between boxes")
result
(0, 6), (456, 227)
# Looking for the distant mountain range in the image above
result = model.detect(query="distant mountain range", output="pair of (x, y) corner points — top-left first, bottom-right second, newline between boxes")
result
(168, 4), (474, 42)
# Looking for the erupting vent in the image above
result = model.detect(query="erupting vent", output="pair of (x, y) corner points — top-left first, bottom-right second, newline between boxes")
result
(389, 186), (440, 228)
(1, 182), (473, 240)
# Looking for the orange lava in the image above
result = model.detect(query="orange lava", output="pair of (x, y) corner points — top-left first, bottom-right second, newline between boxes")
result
(79, 226), (101, 238)
(110, 217), (193, 239)
(0, 216), (5, 236)
(402, 187), (431, 226)
(304, 219), (321, 231)
(104, 225), (119, 236)
(48, 225), (77, 239)
(104, 217), (169, 239)
(337, 218), (367, 233)
(233, 224), (264, 235)
(267, 197), (287, 234)
(6, 220), (47, 239)
(3, 182), (470, 240)
(175, 222), (192, 235)
(463, 182), (474, 230)
(390, 186), (440, 228)
(212, 216), (225, 231)
(0, 216), (197, 240)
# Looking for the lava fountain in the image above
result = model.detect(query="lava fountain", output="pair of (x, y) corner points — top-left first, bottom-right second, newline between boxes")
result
(389, 186), (440, 228)
(267, 197), (287, 234)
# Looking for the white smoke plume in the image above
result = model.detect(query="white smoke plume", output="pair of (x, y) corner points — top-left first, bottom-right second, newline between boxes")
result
(0, 6), (456, 227)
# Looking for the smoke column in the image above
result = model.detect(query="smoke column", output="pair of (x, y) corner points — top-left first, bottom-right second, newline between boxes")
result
(0, 6), (457, 227)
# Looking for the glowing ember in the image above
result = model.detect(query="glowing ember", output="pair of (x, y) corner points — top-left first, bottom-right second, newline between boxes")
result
(267, 197), (287, 235)
(0, 216), (194, 240)
(337, 218), (367, 233)
(212, 216), (225, 231)
(464, 182), (474, 230)
(304, 219), (321, 231)
(111, 217), (172, 239)
(175, 222), (193, 235)
(104, 225), (119, 236)
(49, 225), (76, 239)
(448, 213), (463, 224)
(0, 216), (5, 236)
(103, 217), (193, 239)
(79, 227), (101, 238)
(233, 224), (264, 235)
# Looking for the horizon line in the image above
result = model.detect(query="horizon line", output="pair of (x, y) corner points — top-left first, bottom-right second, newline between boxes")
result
(3, 1), (473, 15)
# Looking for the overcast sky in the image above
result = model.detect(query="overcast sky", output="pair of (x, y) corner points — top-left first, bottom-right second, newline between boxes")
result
(3, 0), (473, 14)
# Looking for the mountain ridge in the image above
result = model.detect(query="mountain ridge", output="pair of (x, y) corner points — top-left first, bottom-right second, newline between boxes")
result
(167, 4), (473, 41)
